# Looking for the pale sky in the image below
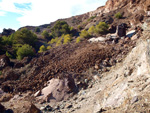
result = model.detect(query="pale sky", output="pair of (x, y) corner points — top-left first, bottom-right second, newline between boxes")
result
(0, 0), (107, 32)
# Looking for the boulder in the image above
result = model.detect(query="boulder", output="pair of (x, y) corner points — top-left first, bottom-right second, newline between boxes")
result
(36, 76), (77, 102)
(126, 30), (136, 38)
(0, 55), (10, 70)
(116, 23), (127, 37)
(88, 37), (106, 43)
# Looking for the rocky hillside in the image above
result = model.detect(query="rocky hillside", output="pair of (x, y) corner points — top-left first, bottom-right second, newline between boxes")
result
(1, 0), (150, 112)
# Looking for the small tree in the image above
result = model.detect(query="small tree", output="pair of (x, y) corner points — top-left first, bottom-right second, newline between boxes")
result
(76, 37), (81, 43)
(48, 37), (59, 44)
(77, 25), (82, 30)
(56, 38), (62, 47)
(42, 30), (49, 39)
(88, 26), (96, 36)
(63, 34), (71, 44)
(47, 46), (52, 50)
(6, 51), (13, 59)
(96, 22), (109, 35)
(79, 30), (90, 39)
(38, 45), (47, 53)
(13, 28), (37, 47)
(17, 44), (35, 60)
(51, 21), (70, 37)
(115, 12), (122, 19)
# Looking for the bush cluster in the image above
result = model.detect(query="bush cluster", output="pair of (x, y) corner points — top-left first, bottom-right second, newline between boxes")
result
(0, 28), (37, 60)
(87, 22), (109, 36)
(115, 12), (122, 19)
(51, 21), (70, 37)
(17, 44), (35, 60)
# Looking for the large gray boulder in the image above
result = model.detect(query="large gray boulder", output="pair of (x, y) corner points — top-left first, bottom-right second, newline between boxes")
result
(116, 23), (127, 37)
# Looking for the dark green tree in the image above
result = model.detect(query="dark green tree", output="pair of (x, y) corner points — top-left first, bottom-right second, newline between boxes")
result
(96, 22), (109, 35)
(51, 21), (70, 37)
(13, 28), (37, 47)
(17, 44), (35, 60)
(42, 30), (49, 39)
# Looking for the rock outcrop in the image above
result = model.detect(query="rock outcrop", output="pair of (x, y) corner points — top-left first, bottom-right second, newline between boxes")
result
(35, 75), (77, 103)
(0, 55), (10, 70)
(1, 28), (15, 36)
(89, 0), (150, 17)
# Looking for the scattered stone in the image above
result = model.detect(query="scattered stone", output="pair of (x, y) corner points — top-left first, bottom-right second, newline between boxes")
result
(80, 97), (85, 101)
(88, 84), (93, 88)
(54, 105), (60, 110)
(96, 108), (106, 113)
(131, 34), (139, 40)
(73, 96), (78, 100)
(40, 107), (45, 110)
(126, 30), (136, 38)
(44, 105), (53, 111)
(60, 104), (65, 109)
(65, 104), (73, 109)
(34, 90), (41, 97)
(131, 96), (138, 104)
(95, 64), (99, 69)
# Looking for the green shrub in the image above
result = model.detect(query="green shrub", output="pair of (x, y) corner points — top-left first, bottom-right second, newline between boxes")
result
(6, 51), (13, 59)
(115, 12), (122, 19)
(0, 71), (2, 76)
(76, 37), (81, 43)
(70, 26), (74, 31)
(35, 27), (40, 32)
(38, 45), (47, 53)
(47, 46), (52, 50)
(88, 26), (96, 36)
(13, 28), (37, 47)
(2, 34), (14, 46)
(79, 30), (90, 39)
(63, 34), (71, 44)
(48, 37), (59, 44)
(56, 38), (62, 47)
(51, 21), (70, 37)
(42, 30), (49, 39)
(17, 44), (35, 60)
(95, 22), (109, 35)
(77, 25), (82, 30)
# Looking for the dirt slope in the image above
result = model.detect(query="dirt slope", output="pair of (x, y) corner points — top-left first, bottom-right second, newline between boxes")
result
(48, 31), (150, 113)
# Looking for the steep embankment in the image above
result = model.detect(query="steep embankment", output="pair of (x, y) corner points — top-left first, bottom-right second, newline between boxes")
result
(42, 31), (150, 113)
